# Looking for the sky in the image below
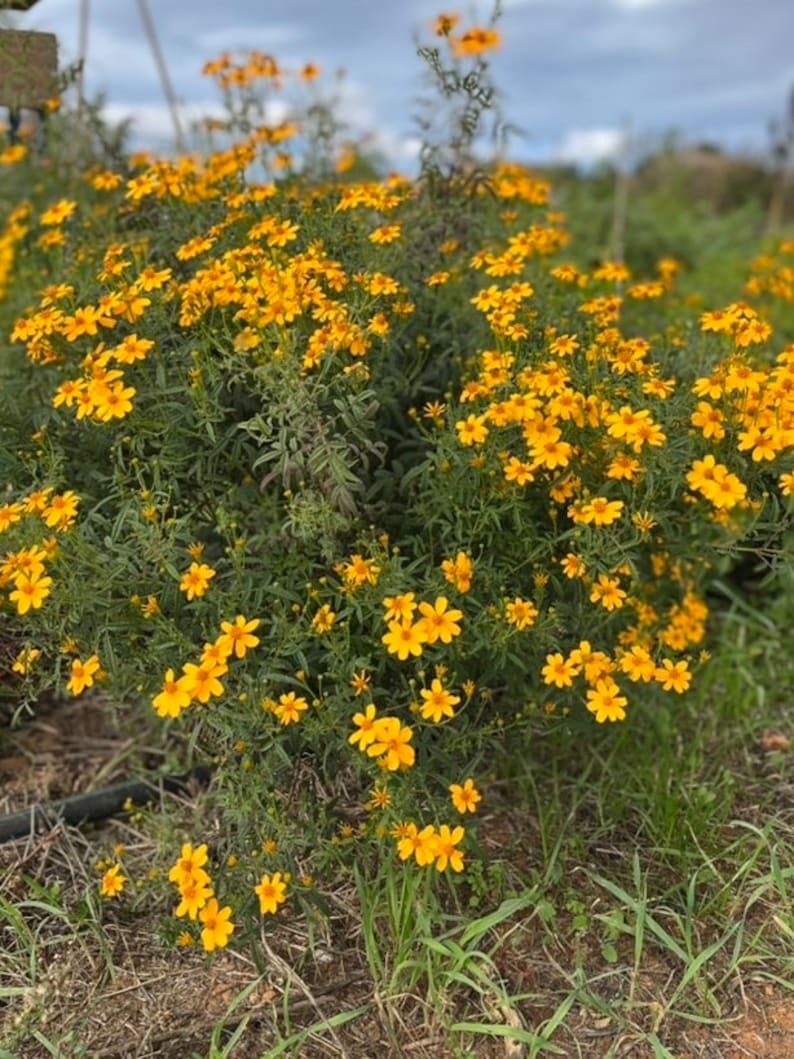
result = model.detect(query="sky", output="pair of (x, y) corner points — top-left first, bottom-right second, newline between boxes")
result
(8, 0), (794, 168)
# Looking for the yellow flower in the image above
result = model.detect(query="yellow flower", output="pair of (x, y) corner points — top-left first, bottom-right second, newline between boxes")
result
(199, 899), (235, 952)
(541, 652), (578, 689)
(217, 615), (261, 658)
(434, 13), (460, 36)
(180, 660), (227, 703)
(505, 597), (538, 630)
(179, 562), (216, 600)
(175, 880), (214, 920)
(383, 592), (416, 623)
(449, 778), (481, 814)
(9, 573), (53, 615)
(349, 703), (379, 748)
(433, 824), (465, 872)
(586, 679), (628, 723)
(589, 575), (627, 611)
(419, 679), (460, 723)
(369, 224), (401, 244)
(415, 597), (463, 645)
(92, 381), (136, 421)
(254, 872), (288, 915)
(366, 717), (415, 770)
(350, 669), (371, 696)
(152, 669), (191, 718)
(619, 646), (656, 683)
(169, 843), (210, 889)
(452, 27), (501, 57)
(560, 553), (587, 579)
(100, 864), (125, 897)
(338, 554), (380, 588)
(42, 491), (79, 530)
(455, 414), (489, 447)
(577, 497), (624, 527)
(273, 691), (309, 725)
(40, 198), (77, 226)
(441, 551), (473, 593)
(382, 619), (428, 660)
(12, 646), (41, 674)
(67, 654), (101, 696)
(654, 659), (692, 693)
(312, 603), (336, 634)
(396, 823), (438, 866)
(366, 785), (392, 811)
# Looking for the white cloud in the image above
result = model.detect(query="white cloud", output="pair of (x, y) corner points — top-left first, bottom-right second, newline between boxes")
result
(102, 100), (225, 150)
(556, 127), (626, 164)
(192, 22), (305, 54)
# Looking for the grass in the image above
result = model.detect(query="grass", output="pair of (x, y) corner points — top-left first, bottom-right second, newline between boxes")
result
(1, 582), (792, 1057)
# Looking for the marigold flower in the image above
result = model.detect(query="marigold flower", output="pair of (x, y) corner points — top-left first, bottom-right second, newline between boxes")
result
(338, 554), (380, 588)
(383, 592), (416, 623)
(152, 669), (191, 718)
(420, 679), (460, 723)
(273, 691), (309, 725)
(9, 573), (53, 615)
(67, 654), (101, 696)
(441, 551), (473, 593)
(43, 491), (79, 530)
(560, 553), (587, 579)
(449, 778), (482, 814)
(434, 13), (460, 36)
(455, 414), (489, 447)
(350, 670), (371, 696)
(217, 614), (261, 658)
(366, 785), (392, 811)
(254, 872), (288, 915)
(12, 646), (41, 675)
(382, 618), (428, 660)
(542, 652), (578, 689)
(397, 823), (438, 866)
(312, 603), (336, 634)
(366, 717), (415, 770)
(100, 864), (125, 898)
(586, 679), (628, 723)
(505, 597), (538, 630)
(416, 597), (463, 645)
(452, 27), (501, 57)
(589, 574), (627, 611)
(349, 703), (379, 748)
(654, 658), (692, 693)
(433, 824), (465, 871)
(180, 660), (226, 703)
(175, 880), (214, 920)
(179, 562), (216, 600)
(169, 843), (210, 889)
(199, 898), (235, 952)
(577, 497), (624, 527)
(619, 646), (656, 683)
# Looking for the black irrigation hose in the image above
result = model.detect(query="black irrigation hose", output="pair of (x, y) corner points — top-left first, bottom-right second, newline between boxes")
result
(0, 765), (213, 843)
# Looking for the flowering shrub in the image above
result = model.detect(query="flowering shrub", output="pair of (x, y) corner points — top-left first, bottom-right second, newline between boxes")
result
(1, 14), (792, 949)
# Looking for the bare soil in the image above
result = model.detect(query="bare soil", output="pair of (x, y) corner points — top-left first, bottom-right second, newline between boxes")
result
(1, 697), (792, 1059)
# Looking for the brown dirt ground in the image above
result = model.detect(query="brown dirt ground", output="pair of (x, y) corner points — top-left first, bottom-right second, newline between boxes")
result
(0, 697), (792, 1059)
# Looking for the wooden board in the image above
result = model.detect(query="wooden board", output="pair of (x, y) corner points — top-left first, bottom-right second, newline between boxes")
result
(0, 1), (44, 10)
(0, 29), (57, 108)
